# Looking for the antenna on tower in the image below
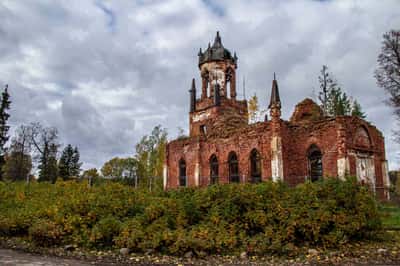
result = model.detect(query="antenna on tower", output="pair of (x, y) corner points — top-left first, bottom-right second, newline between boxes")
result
(243, 75), (246, 100)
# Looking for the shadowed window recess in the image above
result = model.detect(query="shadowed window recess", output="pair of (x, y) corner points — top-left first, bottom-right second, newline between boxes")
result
(210, 154), (218, 184)
(179, 159), (186, 187)
(250, 149), (262, 183)
(308, 145), (323, 182)
(228, 152), (239, 183)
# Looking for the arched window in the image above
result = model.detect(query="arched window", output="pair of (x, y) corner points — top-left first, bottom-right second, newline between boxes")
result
(354, 126), (372, 148)
(308, 145), (323, 182)
(250, 149), (262, 183)
(228, 152), (239, 183)
(210, 155), (219, 185)
(179, 159), (186, 187)
(225, 68), (233, 98)
(201, 70), (210, 98)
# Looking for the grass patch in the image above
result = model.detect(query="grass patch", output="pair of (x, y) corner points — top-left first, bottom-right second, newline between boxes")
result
(379, 203), (400, 229)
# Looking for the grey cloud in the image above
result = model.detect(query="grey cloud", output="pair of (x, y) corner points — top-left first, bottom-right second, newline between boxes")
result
(1, 0), (399, 170)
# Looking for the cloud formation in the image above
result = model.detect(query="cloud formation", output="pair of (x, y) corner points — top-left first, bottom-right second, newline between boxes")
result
(0, 0), (399, 169)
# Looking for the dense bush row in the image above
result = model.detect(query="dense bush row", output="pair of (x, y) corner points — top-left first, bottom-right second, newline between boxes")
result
(0, 178), (381, 255)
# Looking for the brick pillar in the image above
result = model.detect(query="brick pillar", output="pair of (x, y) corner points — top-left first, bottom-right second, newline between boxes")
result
(163, 145), (169, 190)
(201, 75), (207, 99)
(230, 72), (236, 99)
(270, 106), (283, 181)
(337, 119), (349, 180)
(194, 141), (201, 186)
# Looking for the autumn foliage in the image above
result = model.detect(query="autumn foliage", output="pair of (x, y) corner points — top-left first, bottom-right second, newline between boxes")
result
(0, 178), (380, 254)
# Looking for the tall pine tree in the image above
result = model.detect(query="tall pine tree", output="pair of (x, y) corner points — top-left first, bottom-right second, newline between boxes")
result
(317, 65), (366, 119)
(58, 144), (74, 181)
(58, 144), (81, 180)
(0, 85), (11, 181)
(71, 146), (82, 177)
(38, 142), (58, 183)
(351, 100), (366, 119)
(318, 65), (337, 116)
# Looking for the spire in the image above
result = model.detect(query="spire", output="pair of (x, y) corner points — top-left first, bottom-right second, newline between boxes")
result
(268, 73), (281, 109)
(212, 31), (222, 48)
(189, 78), (196, 112)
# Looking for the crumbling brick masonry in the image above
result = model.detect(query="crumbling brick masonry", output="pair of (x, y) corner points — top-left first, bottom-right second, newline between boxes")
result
(164, 32), (390, 200)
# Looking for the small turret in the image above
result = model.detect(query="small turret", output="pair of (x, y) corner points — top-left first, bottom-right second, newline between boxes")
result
(189, 78), (196, 113)
(269, 73), (281, 121)
(269, 73), (281, 108)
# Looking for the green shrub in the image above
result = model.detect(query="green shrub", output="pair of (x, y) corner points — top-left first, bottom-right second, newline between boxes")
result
(90, 216), (122, 247)
(28, 219), (64, 246)
(0, 178), (382, 254)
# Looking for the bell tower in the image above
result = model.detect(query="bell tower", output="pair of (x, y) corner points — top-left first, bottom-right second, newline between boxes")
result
(198, 31), (238, 99)
(189, 32), (248, 137)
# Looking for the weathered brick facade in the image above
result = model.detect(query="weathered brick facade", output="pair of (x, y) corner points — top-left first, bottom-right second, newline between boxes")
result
(164, 32), (390, 199)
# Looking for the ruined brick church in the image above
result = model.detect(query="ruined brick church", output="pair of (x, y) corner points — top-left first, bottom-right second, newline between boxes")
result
(164, 32), (390, 199)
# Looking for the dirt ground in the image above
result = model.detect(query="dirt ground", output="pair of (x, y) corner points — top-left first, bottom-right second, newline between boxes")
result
(2, 233), (400, 266)
(0, 248), (93, 266)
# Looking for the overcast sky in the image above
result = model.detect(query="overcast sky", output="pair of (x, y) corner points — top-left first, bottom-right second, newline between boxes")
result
(1, 0), (399, 171)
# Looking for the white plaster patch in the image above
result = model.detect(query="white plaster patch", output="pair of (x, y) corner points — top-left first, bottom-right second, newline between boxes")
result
(194, 163), (200, 186)
(337, 157), (349, 180)
(356, 154), (376, 193)
(192, 110), (211, 122)
(271, 136), (283, 182)
(163, 164), (167, 190)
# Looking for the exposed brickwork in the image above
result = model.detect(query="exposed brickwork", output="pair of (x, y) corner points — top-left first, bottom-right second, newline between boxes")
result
(165, 33), (389, 200)
(290, 98), (324, 124)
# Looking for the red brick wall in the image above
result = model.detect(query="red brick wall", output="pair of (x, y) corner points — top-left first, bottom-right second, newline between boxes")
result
(167, 109), (387, 199)
(167, 123), (273, 188)
(343, 116), (386, 197)
(190, 97), (248, 137)
(282, 119), (339, 186)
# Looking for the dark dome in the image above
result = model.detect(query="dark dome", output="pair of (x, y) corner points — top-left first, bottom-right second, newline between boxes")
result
(198, 31), (237, 66)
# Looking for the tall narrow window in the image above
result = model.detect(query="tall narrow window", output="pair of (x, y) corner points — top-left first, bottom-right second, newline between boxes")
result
(228, 152), (239, 183)
(200, 125), (207, 135)
(179, 159), (186, 187)
(250, 149), (262, 183)
(308, 145), (323, 182)
(202, 70), (209, 98)
(226, 67), (235, 99)
(210, 155), (219, 185)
